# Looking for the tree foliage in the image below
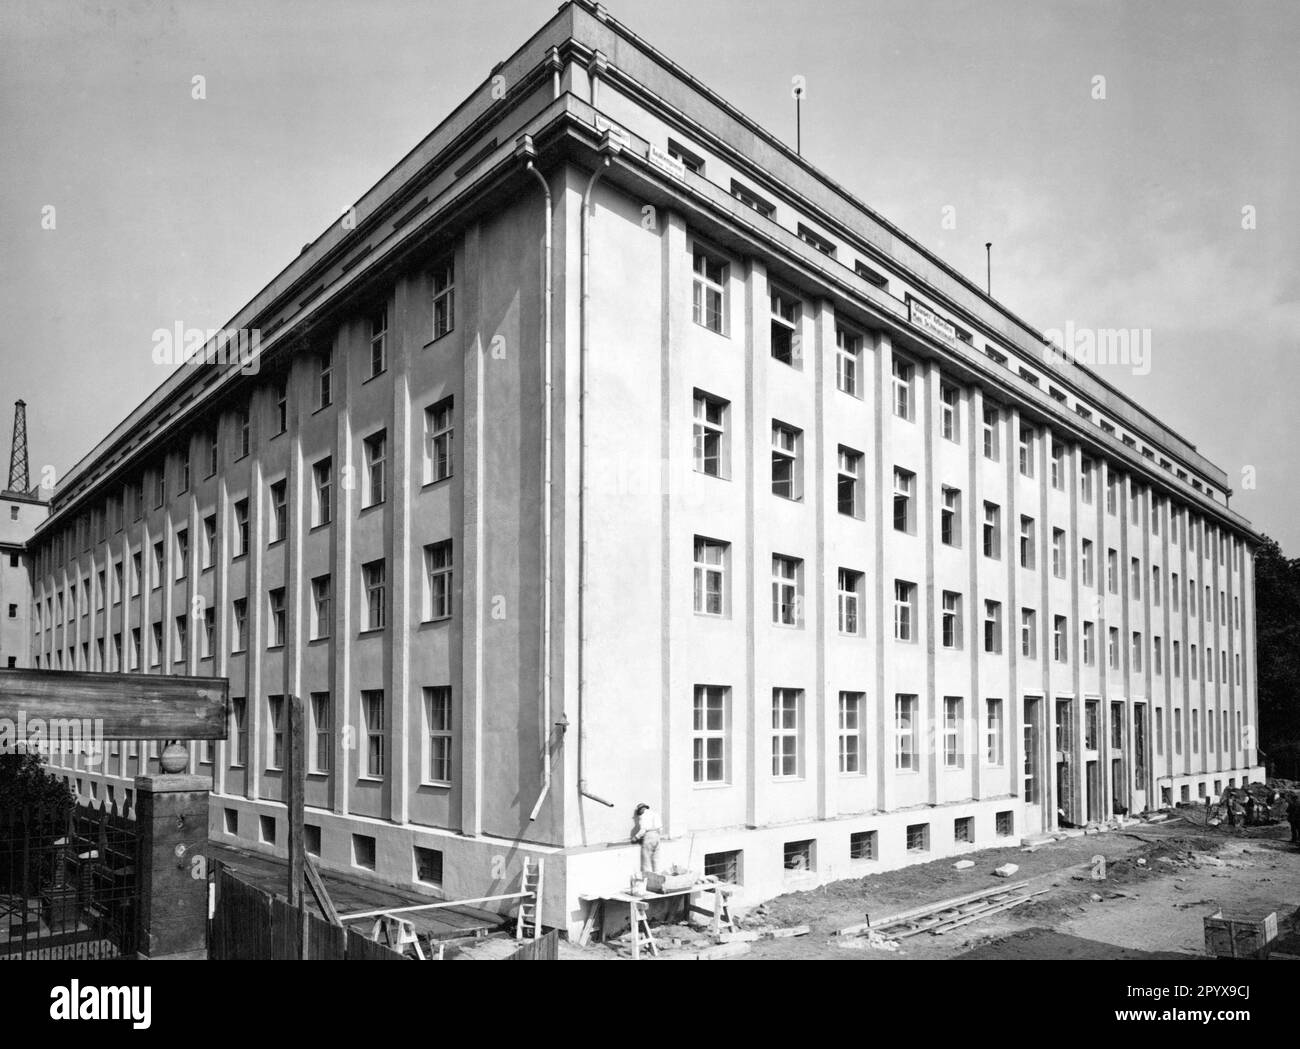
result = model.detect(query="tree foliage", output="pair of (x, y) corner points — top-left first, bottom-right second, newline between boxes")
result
(1254, 535), (1300, 773)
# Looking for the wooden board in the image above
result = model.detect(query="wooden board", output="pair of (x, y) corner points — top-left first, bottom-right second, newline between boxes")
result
(0, 668), (228, 739)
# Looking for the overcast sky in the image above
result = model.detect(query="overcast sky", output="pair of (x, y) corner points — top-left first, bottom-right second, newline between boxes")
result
(2, 0), (1296, 548)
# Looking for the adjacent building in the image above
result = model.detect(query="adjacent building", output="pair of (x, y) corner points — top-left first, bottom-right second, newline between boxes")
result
(28, 0), (1263, 933)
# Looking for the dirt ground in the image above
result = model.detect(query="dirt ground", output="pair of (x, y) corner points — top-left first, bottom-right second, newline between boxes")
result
(561, 808), (1300, 961)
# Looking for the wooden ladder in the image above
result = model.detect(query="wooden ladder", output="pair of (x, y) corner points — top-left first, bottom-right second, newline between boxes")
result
(515, 858), (544, 940)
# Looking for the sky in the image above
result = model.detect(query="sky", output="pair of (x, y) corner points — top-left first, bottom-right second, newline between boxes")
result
(2, 0), (1297, 548)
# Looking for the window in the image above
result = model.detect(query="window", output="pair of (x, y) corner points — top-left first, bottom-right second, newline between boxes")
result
(368, 302), (387, 377)
(1053, 615), (1068, 663)
(1172, 572), (1181, 611)
(940, 487), (961, 547)
(895, 694), (918, 771)
(996, 810), (1014, 837)
(424, 686), (452, 784)
(154, 467), (165, 509)
(855, 259), (888, 289)
(982, 406), (1000, 461)
(692, 685), (728, 784)
(150, 622), (162, 667)
(1106, 471), (1119, 515)
(771, 555), (802, 626)
(1130, 483), (1142, 524)
(363, 559), (387, 631)
(268, 587), (286, 647)
(837, 447), (862, 517)
(849, 831), (877, 861)
(310, 575), (331, 640)
(414, 847), (443, 887)
(1021, 608), (1037, 659)
(954, 816), (974, 844)
(1173, 640), (1182, 677)
(308, 692), (331, 773)
(363, 431), (386, 507)
(943, 697), (963, 768)
(984, 600), (1002, 654)
(1050, 442), (1065, 490)
(1107, 548), (1118, 594)
(1052, 528), (1066, 579)
(769, 287), (800, 365)
(771, 688), (801, 778)
(837, 568), (861, 634)
(1154, 636), (1163, 675)
(362, 691), (385, 778)
(838, 692), (864, 774)
(1152, 565), (1161, 606)
(130, 627), (141, 671)
(1018, 424), (1035, 478)
(353, 834), (377, 870)
(268, 695), (285, 769)
(668, 138), (704, 174)
(836, 326), (862, 396)
(1080, 458), (1094, 504)
(202, 514), (216, 569)
(771, 422), (802, 499)
(318, 348), (333, 409)
(982, 502), (1001, 559)
(1108, 627), (1120, 669)
(179, 446), (190, 493)
(1130, 557), (1141, 599)
(1019, 516), (1036, 570)
(941, 590), (962, 649)
(694, 538), (728, 617)
(424, 399), (454, 484)
(892, 358), (914, 420)
(432, 258), (455, 339)
(312, 458), (332, 527)
(423, 542), (453, 621)
(202, 607), (214, 659)
(231, 698), (248, 767)
(274, 377), (288, 436)
(893, 468), (915, 533)
(692, 248), (727, 333)
(783, 839), (813, 873)
(175, 528), (188, 580)
(906, 823), (930, 853)
(940, 384), (960, 441)
(731, 179), (775, 218)
(207, 426), (220, 477)
(269, 480), (287, 544)
(234, 499), (249, 558)
(1191, 643), (1199, 679)
(1083, 621), (1095, 665)
(693, 392), (727, 477)
(232, 598), (247, 652)
(797, 223), (835, 256)
(152, 540), (164, 588)
(174, 613), (188, 662)
(893, 580), (916, 642)
(237, 403), (250, 459)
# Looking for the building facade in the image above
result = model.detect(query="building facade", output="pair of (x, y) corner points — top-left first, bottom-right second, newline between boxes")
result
(28, 1), (1263, 932)
(1, 487), (46, 670)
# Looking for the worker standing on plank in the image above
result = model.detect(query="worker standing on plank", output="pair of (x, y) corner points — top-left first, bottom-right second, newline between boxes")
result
(632, 802), (662, 873)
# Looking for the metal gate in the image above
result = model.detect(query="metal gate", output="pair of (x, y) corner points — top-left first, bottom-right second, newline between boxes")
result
(0, 797), (137, 960)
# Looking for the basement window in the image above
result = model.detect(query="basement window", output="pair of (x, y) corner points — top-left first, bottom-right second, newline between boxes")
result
(704, 850), (741, 885)
(224, 808), (239, 835)
(353, 834), (377, 871)
(259, 815), (276, 845)
(995, 811), (1014, 837)
(304, 825), (321, 857)
(849, 831), (877, 861)
(954, 817), (974, 844)
(906, 824), (930, 853)
(783, 839), (814, 874)
(414, 846), (444, 888)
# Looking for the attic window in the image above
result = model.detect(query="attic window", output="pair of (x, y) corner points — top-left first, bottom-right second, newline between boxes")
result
(731, 180), (775, 219)
(855, 261), (889, 289)
(797, 224), (836, 257)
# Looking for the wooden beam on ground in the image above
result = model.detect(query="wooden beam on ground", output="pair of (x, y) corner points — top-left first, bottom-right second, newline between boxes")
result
(337, 892), (530, 922)
(0, 668), (228, 739)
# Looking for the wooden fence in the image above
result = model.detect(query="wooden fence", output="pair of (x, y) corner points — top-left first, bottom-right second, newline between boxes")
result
(210, 863), (406, 961)
(508, 929), (559, 960)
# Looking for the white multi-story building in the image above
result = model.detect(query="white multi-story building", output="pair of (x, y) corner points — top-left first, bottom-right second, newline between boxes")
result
(28, 1), (1263, 933)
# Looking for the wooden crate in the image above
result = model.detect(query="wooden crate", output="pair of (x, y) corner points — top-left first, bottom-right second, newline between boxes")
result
(1203, 909), (1278, 959)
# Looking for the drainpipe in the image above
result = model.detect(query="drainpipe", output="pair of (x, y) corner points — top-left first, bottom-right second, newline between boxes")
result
(517, 135), (556, 824)
(578, 132), (621, 809)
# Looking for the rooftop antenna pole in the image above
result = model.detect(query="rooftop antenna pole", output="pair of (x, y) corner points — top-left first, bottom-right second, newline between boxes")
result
(985, 242), (992, 296)
(796, 92), (802, 155)
(7, 399), (29, 493)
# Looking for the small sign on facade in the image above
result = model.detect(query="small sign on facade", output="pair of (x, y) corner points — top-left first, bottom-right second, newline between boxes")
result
(908, 297), (957, 346)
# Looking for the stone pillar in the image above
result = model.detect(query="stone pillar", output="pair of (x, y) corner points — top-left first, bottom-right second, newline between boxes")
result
(134, 772), (210, 959)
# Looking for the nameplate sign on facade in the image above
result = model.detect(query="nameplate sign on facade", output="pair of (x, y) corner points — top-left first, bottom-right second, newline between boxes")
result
(908, 297), (957, 347)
